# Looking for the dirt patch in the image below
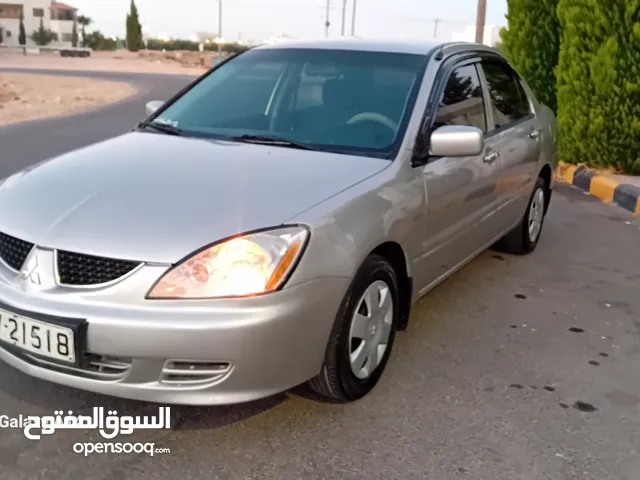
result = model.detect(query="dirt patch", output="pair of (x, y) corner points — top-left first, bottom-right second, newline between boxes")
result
(0, 72), (137, 126)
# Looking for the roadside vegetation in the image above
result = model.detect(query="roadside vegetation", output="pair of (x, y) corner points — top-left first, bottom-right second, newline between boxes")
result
(501, 0), (640, 174)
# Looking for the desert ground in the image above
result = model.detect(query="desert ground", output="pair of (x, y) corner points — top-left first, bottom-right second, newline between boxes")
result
(0, 71), (137, 126)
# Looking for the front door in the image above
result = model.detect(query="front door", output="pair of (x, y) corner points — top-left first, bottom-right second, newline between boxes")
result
(419, 62), (502, 293)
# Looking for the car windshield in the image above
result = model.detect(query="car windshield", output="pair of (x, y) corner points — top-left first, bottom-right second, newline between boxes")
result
(151, 48), (428, 157)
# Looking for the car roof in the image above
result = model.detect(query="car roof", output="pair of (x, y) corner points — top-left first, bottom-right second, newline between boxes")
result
(253, 38), (480, 55)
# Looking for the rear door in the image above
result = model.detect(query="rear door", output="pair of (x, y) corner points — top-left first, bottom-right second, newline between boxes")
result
(477, 60), (542, 231)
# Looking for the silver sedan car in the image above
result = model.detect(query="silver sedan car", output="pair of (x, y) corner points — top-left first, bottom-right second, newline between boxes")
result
(0, 39), (557, 405)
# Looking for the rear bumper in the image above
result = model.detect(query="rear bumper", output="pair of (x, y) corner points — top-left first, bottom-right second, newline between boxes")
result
(0, 277), (349, 405)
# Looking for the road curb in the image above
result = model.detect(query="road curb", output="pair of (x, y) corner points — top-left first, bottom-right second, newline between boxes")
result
(555, 162), (640, 215)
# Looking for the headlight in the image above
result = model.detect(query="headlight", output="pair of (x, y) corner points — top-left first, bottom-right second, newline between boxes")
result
(147, 226), (309, 299)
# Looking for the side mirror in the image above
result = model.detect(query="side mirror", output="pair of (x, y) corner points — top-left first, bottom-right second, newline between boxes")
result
(145, 100), (164, 117)
(429, 125), (484, 157)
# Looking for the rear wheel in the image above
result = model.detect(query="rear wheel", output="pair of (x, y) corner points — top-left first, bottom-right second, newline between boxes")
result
(307, 254), (400, 403)
(494, 176), (548, 255)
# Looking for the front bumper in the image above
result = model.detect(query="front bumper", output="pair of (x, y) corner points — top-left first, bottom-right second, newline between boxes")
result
(0, 265), (348, 405)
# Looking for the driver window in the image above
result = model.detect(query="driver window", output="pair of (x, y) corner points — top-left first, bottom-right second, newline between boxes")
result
(432, 64), (487, 133)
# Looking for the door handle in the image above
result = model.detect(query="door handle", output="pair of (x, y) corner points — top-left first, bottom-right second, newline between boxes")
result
(483, 151), (499, 164)
(529, 129), (541, 139)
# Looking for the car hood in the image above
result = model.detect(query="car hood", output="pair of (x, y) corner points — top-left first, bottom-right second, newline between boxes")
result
(0, 132), (388, 263)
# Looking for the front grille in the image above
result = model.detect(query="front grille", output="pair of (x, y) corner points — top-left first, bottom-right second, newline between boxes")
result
(57, 250), (141, 286)
(0, 231), (33, 271)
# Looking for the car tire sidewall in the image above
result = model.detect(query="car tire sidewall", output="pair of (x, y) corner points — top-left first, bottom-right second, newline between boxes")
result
(333, 256), (400, 400)
(522, 178), (547, 252)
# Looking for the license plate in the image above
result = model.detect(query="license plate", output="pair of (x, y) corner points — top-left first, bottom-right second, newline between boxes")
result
(0, 308), (76, 363)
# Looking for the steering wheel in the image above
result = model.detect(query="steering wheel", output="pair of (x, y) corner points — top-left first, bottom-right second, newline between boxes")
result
(346, 112), (398, 132)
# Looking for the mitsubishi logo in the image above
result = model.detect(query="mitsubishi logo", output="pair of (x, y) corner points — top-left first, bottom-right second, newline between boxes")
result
(15, 247), (56, 293)
(19, 254), (41, 285)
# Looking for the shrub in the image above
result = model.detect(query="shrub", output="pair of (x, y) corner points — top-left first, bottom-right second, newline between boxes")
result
(31, 18), (57, 46)
(146, 38), (199, 51)
(556, 0), (640, 173)
(500, 0), (560, 113)
(145, 39), (249, 54)
(84, 30), (117, 51)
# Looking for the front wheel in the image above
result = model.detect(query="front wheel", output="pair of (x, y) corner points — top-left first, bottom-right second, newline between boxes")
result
(494, 176), (548, 255)
(307, 254), (400, 403)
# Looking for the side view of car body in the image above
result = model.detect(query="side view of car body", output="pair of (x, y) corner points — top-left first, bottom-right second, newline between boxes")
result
(0, 39), (558, 405)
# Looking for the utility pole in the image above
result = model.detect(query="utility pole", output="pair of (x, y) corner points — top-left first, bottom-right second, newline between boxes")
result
(325, 0), (331, 37)
(341, 0), (347, 36)
(351, 0), (357, 35)
(217, 0), (223, 61)
(433, 18), (439, 38)
(474, 0), (487, 44)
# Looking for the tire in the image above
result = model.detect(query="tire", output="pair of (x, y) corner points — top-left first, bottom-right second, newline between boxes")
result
(307, 254), (400, 403)
(494, 176), (548, 255)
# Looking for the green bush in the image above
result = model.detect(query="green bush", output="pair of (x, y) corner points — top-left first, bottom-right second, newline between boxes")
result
(556, 0), (640, 173)
(500, 0), (560, 113)
(84, 30), (117, 51)
(31, 18), (57, 46)
(146, 39), (199, 51)
(145, 39), (250, 54)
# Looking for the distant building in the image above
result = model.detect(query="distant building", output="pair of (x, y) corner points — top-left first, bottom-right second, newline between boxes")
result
(0, 0), (78, 47)
(452, 24), (502, 46)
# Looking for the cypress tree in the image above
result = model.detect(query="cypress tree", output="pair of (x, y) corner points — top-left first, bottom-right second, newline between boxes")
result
(18, 13), (26, 45)
(556, 0), (640, 173)
(71, 18), (78, 47)
(500, 0), (560, 113)
(126, 0), (143, 52)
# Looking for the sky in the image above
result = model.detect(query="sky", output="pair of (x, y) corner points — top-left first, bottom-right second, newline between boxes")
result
(68, 0), (508, 44)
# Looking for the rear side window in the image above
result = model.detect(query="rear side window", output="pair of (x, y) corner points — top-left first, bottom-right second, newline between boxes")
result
(433, 64), (487, 132)
(481, 62), (531, 130)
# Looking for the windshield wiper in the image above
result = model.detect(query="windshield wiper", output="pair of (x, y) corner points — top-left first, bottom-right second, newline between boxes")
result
(139, 121), (184, 136)
(230, 134), (316, 151)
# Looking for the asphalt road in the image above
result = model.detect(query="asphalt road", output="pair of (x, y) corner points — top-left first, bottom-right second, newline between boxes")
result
(1, 69), (640, 480)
